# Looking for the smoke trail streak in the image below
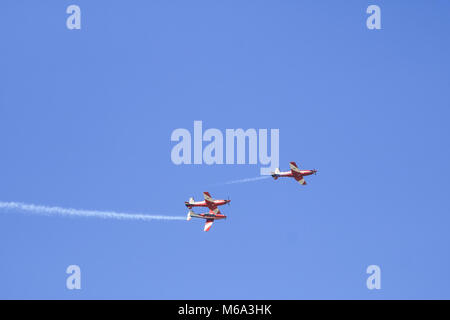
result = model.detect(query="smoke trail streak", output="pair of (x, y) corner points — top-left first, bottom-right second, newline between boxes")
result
(223, 175), (271, 185)
(0, 201), (185, 221)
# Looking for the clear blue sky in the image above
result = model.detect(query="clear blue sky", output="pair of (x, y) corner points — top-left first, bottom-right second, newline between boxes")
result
(0, 0), (449, 299)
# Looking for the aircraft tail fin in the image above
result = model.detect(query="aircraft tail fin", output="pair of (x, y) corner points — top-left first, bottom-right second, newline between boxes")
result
(271, 168), (280, 180)
(185, 197), (195, 208)
(187, 210), (193, 221)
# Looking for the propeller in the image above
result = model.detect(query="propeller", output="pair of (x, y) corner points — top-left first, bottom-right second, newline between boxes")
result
(227, 196), (230, 205)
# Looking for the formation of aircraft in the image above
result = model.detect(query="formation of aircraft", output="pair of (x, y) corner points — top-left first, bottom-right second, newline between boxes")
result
(186, 162), (317, 231)
(186, 192), (229, 231)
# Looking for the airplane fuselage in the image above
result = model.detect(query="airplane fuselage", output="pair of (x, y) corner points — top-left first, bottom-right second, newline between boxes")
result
(189, 212), (227, 220)
(273, 170), (316, 178)
(185, 199), (230, 209)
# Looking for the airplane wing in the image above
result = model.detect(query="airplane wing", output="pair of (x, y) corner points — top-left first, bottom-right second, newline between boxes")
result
(290, 162), (306, 185)
(294, 174), (307, 185)
(204, 219), (214, 232)
(203, 192), (220, 214)
(289, 162), (301, 173)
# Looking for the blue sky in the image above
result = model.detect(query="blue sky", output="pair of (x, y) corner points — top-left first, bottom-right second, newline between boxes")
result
(0, 0), (449, 299)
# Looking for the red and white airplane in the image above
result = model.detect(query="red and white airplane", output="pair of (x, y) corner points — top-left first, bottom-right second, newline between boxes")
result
(185, 192), (230, 209)
(271, 161), (317, 185)
(186, 192), (230, 232)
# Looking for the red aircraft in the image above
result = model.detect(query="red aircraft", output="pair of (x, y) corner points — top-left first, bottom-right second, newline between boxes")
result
(271, 162), (317, 185)
(186, 192), (230, 232)
(185, 192), (230, 209)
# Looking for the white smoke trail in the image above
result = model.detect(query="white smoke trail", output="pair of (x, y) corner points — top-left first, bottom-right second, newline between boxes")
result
(0, 201), (185, 221)
(223, 175), (271, 185)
